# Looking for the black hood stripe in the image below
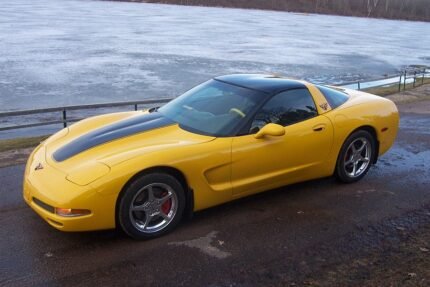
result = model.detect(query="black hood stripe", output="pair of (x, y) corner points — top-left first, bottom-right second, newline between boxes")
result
(53, 112), (174, 162)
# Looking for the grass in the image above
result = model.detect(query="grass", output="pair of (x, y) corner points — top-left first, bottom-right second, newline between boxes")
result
(0, 135), (49, 153)
(363, 77), (430, 96)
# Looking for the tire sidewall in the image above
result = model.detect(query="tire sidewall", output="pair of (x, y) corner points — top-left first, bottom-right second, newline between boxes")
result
(336, 130), (376, 183)
(118, 173), (185, 240)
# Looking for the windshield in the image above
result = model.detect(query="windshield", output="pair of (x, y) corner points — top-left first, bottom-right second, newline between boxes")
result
(158, 79), (265, 136)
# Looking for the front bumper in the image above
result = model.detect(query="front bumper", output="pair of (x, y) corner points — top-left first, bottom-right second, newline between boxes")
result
(23, 146), (117, 232)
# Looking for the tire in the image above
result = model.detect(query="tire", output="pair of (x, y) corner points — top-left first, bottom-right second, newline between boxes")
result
(118, 173), (186, 240)
(335, 130), (376, 183)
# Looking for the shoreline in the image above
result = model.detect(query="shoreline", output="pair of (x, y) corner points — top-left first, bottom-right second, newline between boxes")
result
(103, 0), (430, 23)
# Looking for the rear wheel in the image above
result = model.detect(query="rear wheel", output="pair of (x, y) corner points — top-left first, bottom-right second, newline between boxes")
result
(335, 130), (376, 183)
(118, 173), (185, 240)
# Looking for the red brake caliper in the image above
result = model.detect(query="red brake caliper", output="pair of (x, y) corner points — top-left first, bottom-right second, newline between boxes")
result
(161, 192), (172, 215)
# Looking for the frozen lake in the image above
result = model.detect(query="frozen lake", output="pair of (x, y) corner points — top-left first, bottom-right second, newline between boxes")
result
(0, 0), (429, 112)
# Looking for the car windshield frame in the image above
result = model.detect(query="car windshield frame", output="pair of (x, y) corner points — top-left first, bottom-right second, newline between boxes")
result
(158, 79), (268, 137)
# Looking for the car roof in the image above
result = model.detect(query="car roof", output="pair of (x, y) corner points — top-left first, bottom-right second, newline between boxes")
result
(214, 74), (307, 94)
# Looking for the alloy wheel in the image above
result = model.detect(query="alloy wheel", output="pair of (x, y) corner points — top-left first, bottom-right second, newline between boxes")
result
(343, 137), (372, 178)
(129, 183), (178, 233)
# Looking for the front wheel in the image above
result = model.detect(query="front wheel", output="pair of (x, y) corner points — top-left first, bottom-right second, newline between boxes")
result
(118, 173), (185, 240)
(335, 130), (376, 183)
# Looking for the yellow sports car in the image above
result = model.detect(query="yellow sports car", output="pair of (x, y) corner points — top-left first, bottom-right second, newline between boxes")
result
(23, 74), (399, 239)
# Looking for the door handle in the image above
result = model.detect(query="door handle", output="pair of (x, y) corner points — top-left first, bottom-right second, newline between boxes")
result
(312, 124), (326, 132)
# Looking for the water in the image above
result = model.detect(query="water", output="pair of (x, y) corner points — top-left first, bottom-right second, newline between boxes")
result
(0, 0), (429, 113)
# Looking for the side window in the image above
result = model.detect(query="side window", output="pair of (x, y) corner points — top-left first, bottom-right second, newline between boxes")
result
(316, 85), (349, 109)
(250, 89), (318, 133)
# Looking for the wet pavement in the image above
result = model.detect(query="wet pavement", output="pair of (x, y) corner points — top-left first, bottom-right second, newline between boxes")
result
(1, 100), (430, 286)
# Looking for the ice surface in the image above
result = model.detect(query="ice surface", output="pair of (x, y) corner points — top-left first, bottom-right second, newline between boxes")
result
(0, 0), (429, 111)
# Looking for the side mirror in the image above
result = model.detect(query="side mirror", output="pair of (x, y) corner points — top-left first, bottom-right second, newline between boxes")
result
(254, 123), (285, 139)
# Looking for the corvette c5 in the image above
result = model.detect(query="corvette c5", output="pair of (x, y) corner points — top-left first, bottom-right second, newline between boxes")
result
(24, 74), (399, 239)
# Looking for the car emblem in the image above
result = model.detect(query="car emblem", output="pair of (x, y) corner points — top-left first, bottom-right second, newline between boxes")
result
(34, 163), (44, 171)
(319, 103), (328, 111)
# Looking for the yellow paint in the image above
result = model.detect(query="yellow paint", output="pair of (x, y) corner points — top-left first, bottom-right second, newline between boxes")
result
(254, 123), (285, 139)
(231, 113), (334, 196)
(23, 81), (399, 232)
(300, 81), (333, 114)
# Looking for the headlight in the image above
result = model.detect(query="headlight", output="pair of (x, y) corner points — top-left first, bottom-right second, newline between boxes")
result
(66, 162), (110, 186)
(45, 128), (69, 144)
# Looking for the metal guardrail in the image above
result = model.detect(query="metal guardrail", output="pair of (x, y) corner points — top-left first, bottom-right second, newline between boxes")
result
(339, 68), (429, 91)
(0, 67), (428, 133)
(0, 98), (171, 132)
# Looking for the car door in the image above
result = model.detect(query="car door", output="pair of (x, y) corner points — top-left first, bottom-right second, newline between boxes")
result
(231, 88), (334, 196)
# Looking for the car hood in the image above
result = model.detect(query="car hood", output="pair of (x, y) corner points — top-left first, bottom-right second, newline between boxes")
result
(44, 111), (216, 172)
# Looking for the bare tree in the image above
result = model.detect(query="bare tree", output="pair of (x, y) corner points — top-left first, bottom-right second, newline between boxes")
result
(367, 0), (380, 17)
(143, 0), (430, 22)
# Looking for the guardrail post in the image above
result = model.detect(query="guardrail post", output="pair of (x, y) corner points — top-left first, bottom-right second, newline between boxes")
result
(398, 74), (402, 92)
(62, 109), (67, 128)
(403, 70), (407, 91)
(357, 81), (361, 90)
